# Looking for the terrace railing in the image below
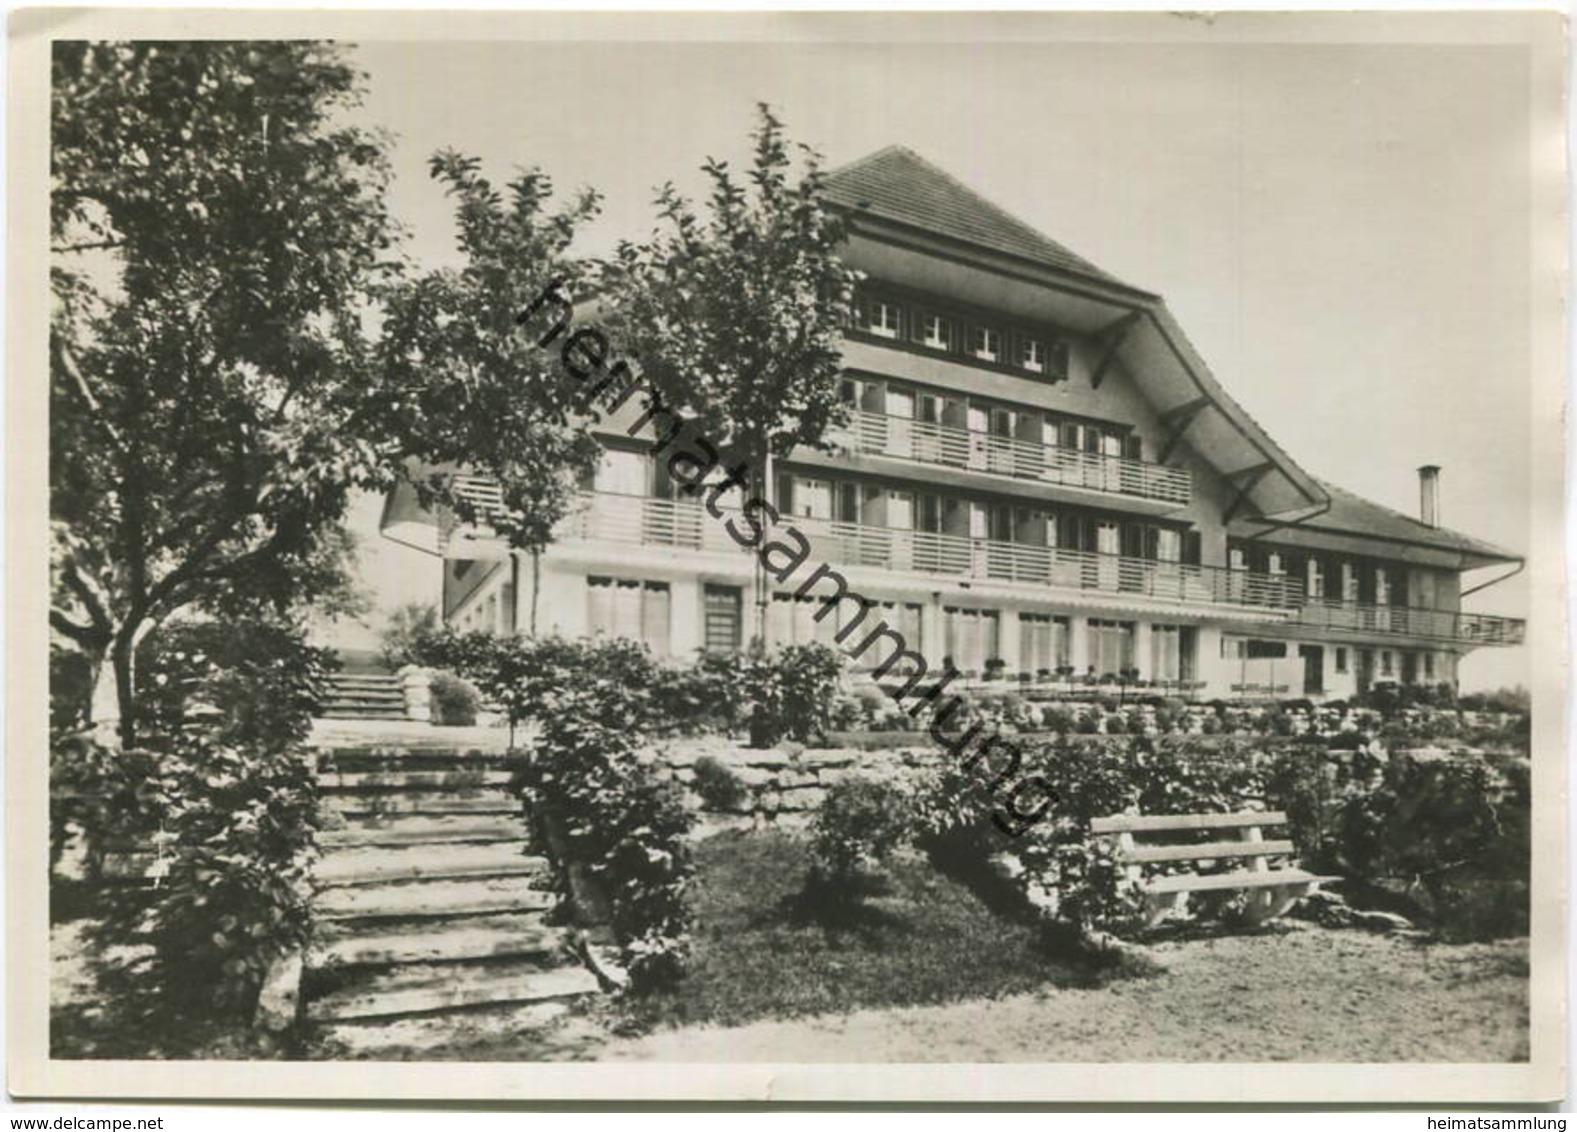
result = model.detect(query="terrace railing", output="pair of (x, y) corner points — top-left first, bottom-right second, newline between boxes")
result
(457, 487), (1525, 647)
(562, 491), (1298, 613)
(1288, 599), (1526, 647)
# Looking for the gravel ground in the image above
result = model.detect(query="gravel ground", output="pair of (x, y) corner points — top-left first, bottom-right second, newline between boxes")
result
(599, 925), (1528, 1063)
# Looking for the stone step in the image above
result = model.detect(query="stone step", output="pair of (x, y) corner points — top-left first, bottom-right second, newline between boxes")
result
(320, 813), (524, 848)
(317, 769), (516, 793)
(313, 998), (578, 1058)
(316, 875), (557, 921)
(307, 960), (600, 1021)
(330, 675), (402, 687)
(317, 744), (514, 759)
(316, 747), (514, 772)
(311, 912), (564, 968)
(315, 842), (547, 886)
(326, 792), (521, 817)
(319, 708), (409, 721)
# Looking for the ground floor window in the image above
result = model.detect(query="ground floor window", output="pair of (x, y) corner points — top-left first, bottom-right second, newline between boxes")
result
(943, 606), (1000, 674)
(1020, 613), (1071, 675)
(1087, 618), (1135, 679)
(1151, 624), (1196, 683)
(1424, 652), (1436, 680)
(703, 583), (743, 654)
(1380, 649), (1394, 677)
(588, 576), (671, 655)
(770, 592), (842, 649)
(1335, 647), (1349, 674)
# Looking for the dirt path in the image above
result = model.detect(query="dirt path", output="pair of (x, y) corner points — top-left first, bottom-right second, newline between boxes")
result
(598, 927), (1528, 1063)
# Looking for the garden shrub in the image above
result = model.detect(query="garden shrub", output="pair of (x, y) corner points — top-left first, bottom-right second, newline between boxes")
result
(776, 643), (844, 742)
(53, 617), (326, 1022)
(124, 738), (320, 1019)
(805, 774), (915, 908)
(416, 630), (839, 744)
(1337, 749), (1529, 939)
(653, 650), (749, 736)
(377, 602), (442, 671)
(134, 618), (336, 752)
(691, 755), (750, 812)
(428, 671), (482, 726)
(743, 643), (843, 746)
(515, 680), (695, 990)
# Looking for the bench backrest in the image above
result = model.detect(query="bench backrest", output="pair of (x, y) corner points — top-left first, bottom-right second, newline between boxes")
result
(1090, 810), (1287, 835)
(1090, 811), (1293, 868)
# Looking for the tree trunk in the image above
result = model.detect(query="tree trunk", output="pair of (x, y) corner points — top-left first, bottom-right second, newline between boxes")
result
(89, 652), (121, 749)
(87, 618), (154, 749)
(529, 550), (542, 636)
(750, 449), (774, 654)
(111, 633), (138, 749)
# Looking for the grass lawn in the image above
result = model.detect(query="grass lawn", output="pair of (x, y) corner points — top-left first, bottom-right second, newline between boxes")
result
(616, 828), (1088, 1034)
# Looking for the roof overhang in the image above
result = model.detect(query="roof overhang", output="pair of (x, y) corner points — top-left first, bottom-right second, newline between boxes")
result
(840, 220), (1328, 524)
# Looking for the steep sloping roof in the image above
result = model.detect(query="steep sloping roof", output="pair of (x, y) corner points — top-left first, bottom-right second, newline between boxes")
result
(1304, 479), (1522, 564)
(823, 145), (1138, 290)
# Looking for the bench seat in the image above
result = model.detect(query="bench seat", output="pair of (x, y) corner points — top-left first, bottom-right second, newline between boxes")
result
(1144, 867), (1338, 896)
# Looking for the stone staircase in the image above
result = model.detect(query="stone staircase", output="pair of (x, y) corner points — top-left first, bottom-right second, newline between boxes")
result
(302, 741), (602, 1054)
(318, 673), (408, 721)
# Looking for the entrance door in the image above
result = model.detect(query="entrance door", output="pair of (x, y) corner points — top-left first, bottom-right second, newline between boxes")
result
(1356, 648), (1375, 694)
(1299, 645), (1325, 696)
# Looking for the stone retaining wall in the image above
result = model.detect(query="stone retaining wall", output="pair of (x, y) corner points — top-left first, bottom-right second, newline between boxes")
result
(656, 739), (943, 837)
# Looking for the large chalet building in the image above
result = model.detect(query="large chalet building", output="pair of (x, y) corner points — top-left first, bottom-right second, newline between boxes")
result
(381, 146), (1525, 700)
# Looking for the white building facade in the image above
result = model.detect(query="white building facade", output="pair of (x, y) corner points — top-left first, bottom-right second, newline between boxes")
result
(382, 146), (1524, 701)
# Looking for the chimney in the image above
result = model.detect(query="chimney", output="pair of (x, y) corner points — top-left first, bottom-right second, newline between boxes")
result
(1418, 465), (1441, 527)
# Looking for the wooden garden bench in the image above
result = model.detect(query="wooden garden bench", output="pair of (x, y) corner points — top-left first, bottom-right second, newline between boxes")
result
(1090, 810), (1338, 928)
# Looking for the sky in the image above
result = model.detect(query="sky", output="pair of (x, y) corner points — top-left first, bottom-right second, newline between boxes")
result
(326, 27), (1535, 691)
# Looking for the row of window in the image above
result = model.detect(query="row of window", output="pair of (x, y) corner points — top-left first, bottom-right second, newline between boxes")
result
(855, 291), (1072, 382)
(584, 578), (1453, 694)
(840, 376), (1141, 458)
(585, 574), (1199, 680)
(1222, 636), (1441, 682)
(778, 472), (1196, 559)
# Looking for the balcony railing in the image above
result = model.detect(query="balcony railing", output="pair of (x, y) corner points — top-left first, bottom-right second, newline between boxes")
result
(1288, 599), (1526, 647)
(562, 491), (1297, 612)
(825, 409), (1192, 507)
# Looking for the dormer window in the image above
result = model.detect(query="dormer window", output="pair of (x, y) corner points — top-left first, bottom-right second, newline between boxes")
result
(867, 299), (903, 339)
(971, 326), (1002, 362)
(1022, 338), (1045, 373)
(921, 314), (953, 351)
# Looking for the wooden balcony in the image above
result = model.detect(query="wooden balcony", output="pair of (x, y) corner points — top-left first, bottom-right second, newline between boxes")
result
(824, 409), (1192, 507)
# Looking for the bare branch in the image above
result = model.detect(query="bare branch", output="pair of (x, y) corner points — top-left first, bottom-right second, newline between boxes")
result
(51, 338), (128, 454)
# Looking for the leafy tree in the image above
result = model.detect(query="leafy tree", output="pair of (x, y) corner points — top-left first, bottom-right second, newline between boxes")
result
(601, 105), (860, 644)
(374, 151), (604, 633)
(50, 41), (398, 745)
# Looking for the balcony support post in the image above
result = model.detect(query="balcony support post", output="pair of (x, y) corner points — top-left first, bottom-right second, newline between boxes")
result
(1090, 311), (1144, 390)
(1222, 462), (1274, 523)
(1156, 396), (1212, 463)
